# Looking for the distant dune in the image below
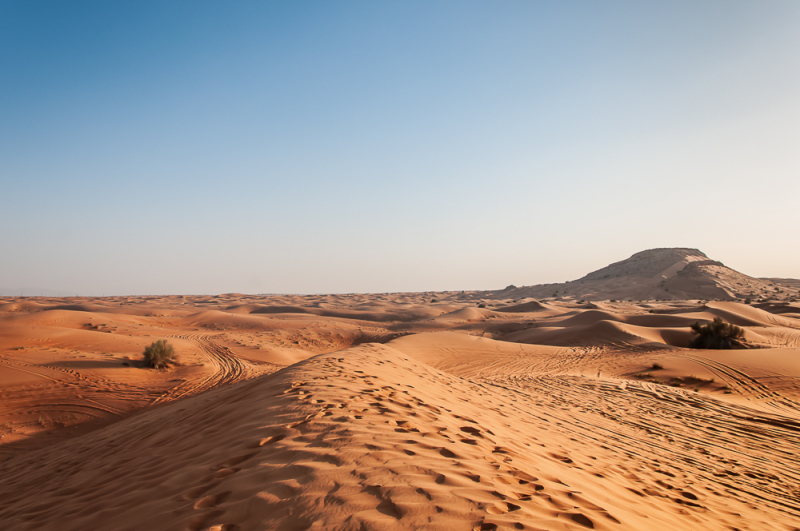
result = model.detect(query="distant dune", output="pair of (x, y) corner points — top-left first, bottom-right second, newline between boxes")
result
(489, 248), (800, 302)
(0, 287), (74, 297)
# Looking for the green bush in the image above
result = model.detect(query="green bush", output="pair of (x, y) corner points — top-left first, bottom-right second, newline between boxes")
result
(689, 318), (746, 349)
(143, 339), (175, 368)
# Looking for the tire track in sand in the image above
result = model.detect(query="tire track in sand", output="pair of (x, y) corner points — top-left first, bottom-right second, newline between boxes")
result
(151, 335), (280, 405)
(683, 354), (800, 413)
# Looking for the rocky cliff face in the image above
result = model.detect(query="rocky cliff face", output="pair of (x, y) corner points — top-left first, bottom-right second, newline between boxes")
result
(494, 248), (799, 302)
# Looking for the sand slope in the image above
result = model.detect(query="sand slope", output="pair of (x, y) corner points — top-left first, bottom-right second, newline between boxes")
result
(490, 248), (800, 302)
(3, 293), (800, 530)
(3, 344), (800, 530)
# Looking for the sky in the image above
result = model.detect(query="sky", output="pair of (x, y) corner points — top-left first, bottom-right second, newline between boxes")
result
(1, 1), (799, 295)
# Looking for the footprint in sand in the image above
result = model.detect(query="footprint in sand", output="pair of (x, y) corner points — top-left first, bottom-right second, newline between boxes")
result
(511, 467), (540, 485)
(487, 501), (521, 514)
(193, 491), (232, 509)
(221, 452), (258, 467)
(568, 513), (594, 528)
(256, 434), (285, 447)
(213, 468), (239, 479)
(287, 414), (314, 428)
(185, 483), (220, 500)
(460, 426), (482, 436)
(186, 510), (226, 531)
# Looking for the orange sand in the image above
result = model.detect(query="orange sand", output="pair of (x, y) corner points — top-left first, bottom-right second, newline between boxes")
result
(2, 292), (800, 530)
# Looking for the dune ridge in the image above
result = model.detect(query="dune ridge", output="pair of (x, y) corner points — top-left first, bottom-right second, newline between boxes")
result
(2, 289), (800, 530)
(490, 248), (800, 302)
(4, 344), (800, 530)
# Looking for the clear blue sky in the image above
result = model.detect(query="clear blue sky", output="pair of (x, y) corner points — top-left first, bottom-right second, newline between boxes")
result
(1, 1), (798, 295)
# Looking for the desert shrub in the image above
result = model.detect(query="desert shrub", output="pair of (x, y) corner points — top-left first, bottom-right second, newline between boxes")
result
(651, 363), (664, 370)
(143, 339), (175, 368)
(744, 298), (752, 304)
(477, 303), (486, 308)
(689, 318), (746, 349)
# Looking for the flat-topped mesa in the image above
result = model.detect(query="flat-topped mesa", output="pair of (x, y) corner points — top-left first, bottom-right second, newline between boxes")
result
(492, 247), (798, 302)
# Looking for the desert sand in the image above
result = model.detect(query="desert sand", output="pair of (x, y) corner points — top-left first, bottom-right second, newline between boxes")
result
(2, 287), (800, 531)
(493, 249), (800, 302)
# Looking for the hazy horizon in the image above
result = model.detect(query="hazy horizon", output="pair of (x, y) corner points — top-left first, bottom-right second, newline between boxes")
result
(0, 245), (793, 297)
(2, 1), (798, 296)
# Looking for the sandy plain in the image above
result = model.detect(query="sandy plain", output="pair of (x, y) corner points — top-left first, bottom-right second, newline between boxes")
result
(2, 292), (800, 530)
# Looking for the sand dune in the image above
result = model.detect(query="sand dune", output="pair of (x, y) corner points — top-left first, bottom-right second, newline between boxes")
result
(494, 301), (553, 313)
(434, 307), (497, 322)
(487, 248), (800, 302)
(3, 292), (800, 530)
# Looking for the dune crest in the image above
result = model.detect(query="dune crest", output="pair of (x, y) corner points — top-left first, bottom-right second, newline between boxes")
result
(2, 289), (800, 529)
(3, 344), (800, 530)
(490, 248), (800, 302)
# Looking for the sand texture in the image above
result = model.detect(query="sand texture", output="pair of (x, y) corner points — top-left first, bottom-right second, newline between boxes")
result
(487, 248), (800, 302)
(2, 290), (800, 530)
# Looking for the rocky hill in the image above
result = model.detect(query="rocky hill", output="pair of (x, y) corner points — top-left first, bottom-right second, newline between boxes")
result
(493, 248), (799, 301)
